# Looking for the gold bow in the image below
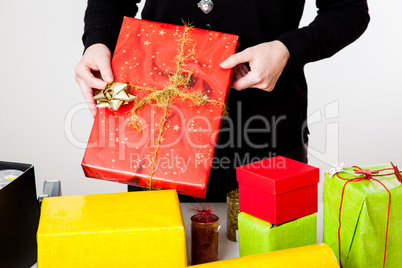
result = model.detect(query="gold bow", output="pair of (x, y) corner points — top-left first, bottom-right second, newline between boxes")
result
(94, 82), (136, 110)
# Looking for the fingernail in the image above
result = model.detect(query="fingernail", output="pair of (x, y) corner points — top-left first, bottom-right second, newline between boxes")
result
(105, 75), (113, 82)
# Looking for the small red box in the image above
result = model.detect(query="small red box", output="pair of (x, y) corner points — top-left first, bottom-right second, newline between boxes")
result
(237, 156), (319, 225)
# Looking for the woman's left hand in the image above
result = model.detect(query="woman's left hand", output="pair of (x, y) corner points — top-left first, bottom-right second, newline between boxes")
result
(220, 40), (290, 92)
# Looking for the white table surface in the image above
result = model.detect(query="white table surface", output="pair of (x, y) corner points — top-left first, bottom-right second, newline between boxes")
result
(180, 202), (323, 264)
(32, 202), (324, 267)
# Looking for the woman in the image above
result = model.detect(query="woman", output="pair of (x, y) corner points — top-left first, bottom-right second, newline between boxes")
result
(75, 0), (369, 201)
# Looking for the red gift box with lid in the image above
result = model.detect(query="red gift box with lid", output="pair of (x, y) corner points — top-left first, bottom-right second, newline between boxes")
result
(237, 156), (319, 225)
(81, 17), (238, 198)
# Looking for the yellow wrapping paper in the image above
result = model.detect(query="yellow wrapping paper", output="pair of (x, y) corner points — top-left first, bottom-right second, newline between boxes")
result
(192, 244), (339, 268)
(37, 190), (186, 268)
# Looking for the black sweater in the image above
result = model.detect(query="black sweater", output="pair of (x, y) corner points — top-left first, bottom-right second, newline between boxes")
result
(82, 0), (369, 201)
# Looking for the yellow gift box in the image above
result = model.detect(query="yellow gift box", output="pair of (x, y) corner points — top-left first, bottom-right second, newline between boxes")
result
(37, 189), (186, 268)
(192, 244), (339, 267)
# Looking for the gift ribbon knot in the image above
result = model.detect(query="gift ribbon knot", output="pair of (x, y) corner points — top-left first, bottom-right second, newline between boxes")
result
(391, 162), (402, 183)
(353, 167), (379, 180)
(336, 163), (402, 268)
(94, 82), (136, 110)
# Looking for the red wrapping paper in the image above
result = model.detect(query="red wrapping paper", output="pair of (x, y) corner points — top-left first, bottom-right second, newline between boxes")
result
(82, 17), (238, 198)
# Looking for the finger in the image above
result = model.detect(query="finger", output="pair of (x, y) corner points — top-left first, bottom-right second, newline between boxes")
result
(233, 66), (244, 81)
(76, 77), (98, 117)
(97, 57), (114, 83)
(75, 63), (108, 90)
(231, 71), (261, 91)
(238, 64), (249, 77)
(233, 64), (249, 82)
(220, 48), (253, 69)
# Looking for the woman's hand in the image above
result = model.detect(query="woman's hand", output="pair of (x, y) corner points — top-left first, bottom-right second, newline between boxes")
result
(220, 41), (290, 92)
(74, 44), (114, 117)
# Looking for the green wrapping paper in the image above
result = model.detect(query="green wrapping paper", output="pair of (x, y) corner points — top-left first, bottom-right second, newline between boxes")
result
(323, 163), (402, 267)
(238, 212), (317, 256)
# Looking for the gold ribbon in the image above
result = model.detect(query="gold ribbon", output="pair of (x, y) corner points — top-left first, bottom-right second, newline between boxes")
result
(94, 82), (136, 110)
(129, 25), (227, 189)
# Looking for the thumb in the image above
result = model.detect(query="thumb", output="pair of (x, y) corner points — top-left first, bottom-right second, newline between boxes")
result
(97, 56), (114, 83)
(220, 49), (252, 69)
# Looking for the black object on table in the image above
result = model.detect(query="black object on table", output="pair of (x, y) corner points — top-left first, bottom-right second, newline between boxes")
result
(0, 161), (40, 268)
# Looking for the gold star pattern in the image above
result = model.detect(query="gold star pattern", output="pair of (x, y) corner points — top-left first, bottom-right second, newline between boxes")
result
(144, 40), (150, 46)
(173, 125), (180, 131)
(159, 30), (165, 36)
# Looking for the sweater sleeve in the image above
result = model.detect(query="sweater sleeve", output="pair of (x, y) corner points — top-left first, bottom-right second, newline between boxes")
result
(82, 0), (141, 53)
(277, 0), (370, 71)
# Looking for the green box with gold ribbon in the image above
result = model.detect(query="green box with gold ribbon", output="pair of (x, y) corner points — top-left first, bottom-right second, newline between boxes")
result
(323, 162), (402, 267)
(238, 212), (316, 256)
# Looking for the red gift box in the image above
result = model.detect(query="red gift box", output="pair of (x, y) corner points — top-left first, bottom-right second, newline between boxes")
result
(82, 18), (238, 198)
(236, 156), (319, 225)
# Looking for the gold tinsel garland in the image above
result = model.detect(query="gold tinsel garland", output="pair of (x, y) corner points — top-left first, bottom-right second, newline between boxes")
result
(125, 24), (227, 189)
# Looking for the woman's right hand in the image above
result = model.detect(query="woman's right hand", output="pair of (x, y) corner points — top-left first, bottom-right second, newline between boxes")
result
(74, 43), (114, 117)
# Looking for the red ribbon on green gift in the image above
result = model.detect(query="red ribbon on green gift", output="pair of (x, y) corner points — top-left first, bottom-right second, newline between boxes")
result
(336, 163), (402, 268)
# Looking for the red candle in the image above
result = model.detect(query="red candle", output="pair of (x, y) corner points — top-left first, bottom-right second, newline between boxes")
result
(190, 205), (219, 265)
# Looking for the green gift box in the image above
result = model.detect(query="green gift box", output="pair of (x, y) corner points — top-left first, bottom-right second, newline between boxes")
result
(238, 212), (317, 256)
(323, 163), (402, 267)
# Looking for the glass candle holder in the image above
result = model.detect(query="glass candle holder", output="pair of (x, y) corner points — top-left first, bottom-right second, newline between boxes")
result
(191, 213), (219, 265)
(226, 189), (239, 242)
